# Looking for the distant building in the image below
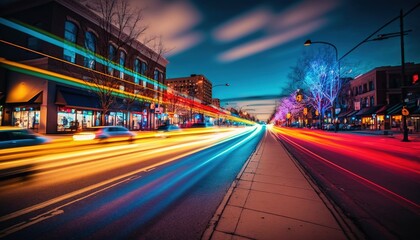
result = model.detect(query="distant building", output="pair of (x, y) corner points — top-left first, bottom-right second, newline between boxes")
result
(212, 98), (220, 108)
(166, 74), (213, 105)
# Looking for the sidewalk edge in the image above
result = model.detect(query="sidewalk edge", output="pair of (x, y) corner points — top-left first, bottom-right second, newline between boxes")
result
(201, 131), (266, 240)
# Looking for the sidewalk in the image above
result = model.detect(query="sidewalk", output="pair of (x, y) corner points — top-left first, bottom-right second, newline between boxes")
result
(202, 130), (362, 240)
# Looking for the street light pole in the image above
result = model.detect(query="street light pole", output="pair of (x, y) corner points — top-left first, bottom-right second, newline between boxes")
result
(400, 9), (409, 142)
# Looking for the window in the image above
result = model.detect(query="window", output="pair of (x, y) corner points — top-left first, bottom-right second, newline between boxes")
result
(27, 22), (43, 53)
(370, 96), (374, 107)
(141, 61), (147, 75)
(84, 31), (96, 69)
(368, 81), (374, 91)
(108, 44), (116, 75)
(154, 69), (159, 80)
(389, 74), (400, 88)
(363, 83), (367, 93)
(134, 58), (140, 84)
(154, 70), (159, 99)
(119, 51), (126, 79)
(63, 21), (78, 63)
(358, 86), (362, 95)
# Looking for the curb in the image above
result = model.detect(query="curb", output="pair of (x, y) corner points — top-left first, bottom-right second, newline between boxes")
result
(201, 131), (266, 240)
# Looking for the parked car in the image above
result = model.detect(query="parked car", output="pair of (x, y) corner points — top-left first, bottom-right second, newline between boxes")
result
(0, 127), (49, 149)
(73, 126), (135, 142)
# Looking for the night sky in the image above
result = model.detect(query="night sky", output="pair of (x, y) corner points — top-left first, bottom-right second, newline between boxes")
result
(130, 0), (420, 121)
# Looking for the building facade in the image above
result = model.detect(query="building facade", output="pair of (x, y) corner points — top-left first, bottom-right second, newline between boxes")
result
(340, 63), (420, 131)
(0, 0), (168, 133)
(165, 74), (213, 105)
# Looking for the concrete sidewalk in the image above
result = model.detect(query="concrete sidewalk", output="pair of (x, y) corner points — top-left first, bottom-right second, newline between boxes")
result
(202, 130), (362, 240)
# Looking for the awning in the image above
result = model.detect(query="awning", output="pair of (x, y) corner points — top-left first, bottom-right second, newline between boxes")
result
(6, 90), (43, 104)
(55, 89), (100, 109)
(347, 110), (359, 117)
(355, 106), (382, 117)
(387, 103), (403, 115)
(337, 109), (354, 118)
(6, 80), (44, 103)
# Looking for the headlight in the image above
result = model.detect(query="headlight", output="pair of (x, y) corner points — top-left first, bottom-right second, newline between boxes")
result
(73, 133), (96, 141)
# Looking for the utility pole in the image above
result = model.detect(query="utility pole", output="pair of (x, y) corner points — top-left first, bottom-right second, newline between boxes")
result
(400, 9), (409, 142)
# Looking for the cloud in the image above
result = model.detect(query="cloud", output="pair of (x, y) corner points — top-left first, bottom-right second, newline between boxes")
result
(165, 31), (204, 57)
(212, 6), (272, 42)
(130, 0), (204, 56)
(271, 0), (340, 30)
(218, 18), (327, 62)
(213, 0), (340, 62)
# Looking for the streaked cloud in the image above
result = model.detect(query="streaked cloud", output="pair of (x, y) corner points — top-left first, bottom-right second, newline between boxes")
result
(218, 18), (327, 62)
(215, 0), (339, 62)
(130, 0), (204, 57)
(165, 31), (203, 56)
(271, 0), (339, 30)
(212, 6), (272, 42)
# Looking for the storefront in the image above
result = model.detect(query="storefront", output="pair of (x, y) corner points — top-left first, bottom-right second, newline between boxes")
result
(57, 107), (97, 132)
(107, 111), (127, 127)
(12, 106), (40, 131)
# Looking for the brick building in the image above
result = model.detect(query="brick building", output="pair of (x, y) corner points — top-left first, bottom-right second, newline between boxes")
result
(0, 0), (168, 133)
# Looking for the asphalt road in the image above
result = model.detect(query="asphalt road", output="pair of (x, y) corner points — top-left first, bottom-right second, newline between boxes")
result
(0, 126), (264, 240)
(272, 127), (420, 240)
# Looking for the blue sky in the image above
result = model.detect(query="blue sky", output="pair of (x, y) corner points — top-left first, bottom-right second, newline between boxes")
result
(121, 0), (420, 120)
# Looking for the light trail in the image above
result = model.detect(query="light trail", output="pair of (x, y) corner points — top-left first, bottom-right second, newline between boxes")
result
(0, 126), (261, 238)
(270, 127), (420, 215)
(271, 127), (420, 174)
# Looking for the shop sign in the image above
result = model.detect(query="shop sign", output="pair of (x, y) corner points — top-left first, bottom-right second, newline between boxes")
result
(402, 107), (409, 116)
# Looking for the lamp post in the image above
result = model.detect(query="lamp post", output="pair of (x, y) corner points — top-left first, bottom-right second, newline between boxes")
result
(304, 39), (340, 126)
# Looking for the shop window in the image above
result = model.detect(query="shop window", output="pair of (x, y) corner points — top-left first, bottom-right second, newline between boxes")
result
(13, 108), (40, 131)
(63, 21), (78, 63)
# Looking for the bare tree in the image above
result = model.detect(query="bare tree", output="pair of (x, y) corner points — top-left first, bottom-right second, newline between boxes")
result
(288, 47), (338, 128)
(79, 0), (149, 125)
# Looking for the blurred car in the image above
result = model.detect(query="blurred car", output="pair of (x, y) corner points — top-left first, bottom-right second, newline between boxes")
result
(191, 122), (213, 128)
(156, 124), (181, 138)
(157, 124), (181, 132)
(0, 127), (49, 149)
(73, 126), (135, 142)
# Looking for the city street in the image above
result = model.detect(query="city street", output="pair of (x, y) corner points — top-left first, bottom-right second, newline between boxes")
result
(0, 126), (264, 239)
(271, 126), (420, 240)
